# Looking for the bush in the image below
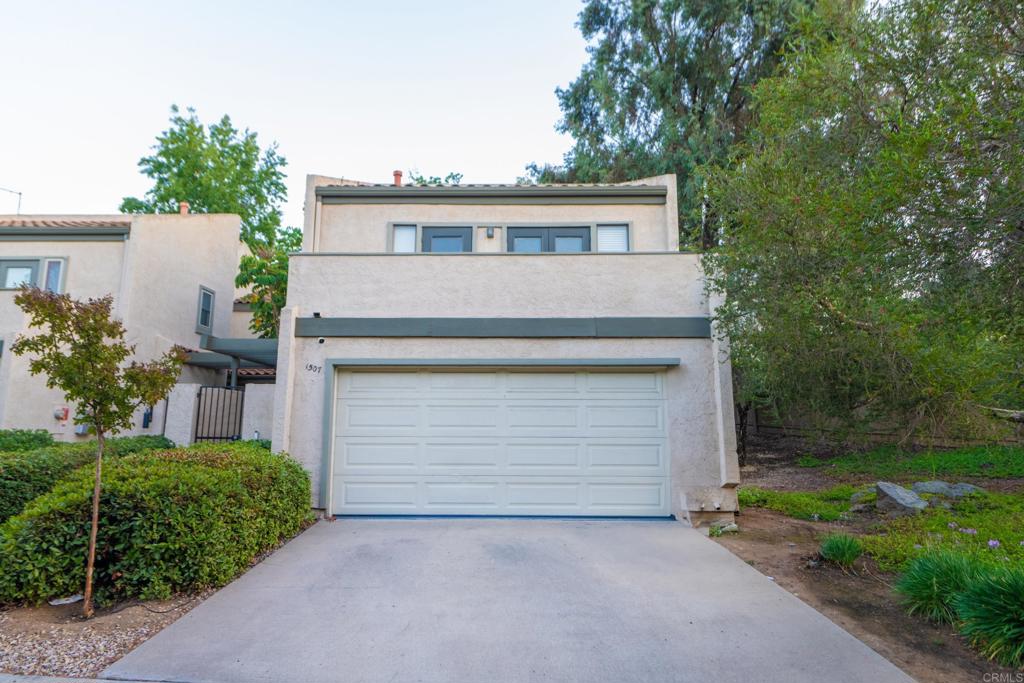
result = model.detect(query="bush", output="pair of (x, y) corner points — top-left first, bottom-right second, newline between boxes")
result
(820, 533), (863, 568)
(0, 435), (173, 523)
(895, 550), (982, 623)
(0, 443), (311, 605)
(0, 429), (54, 452)
(955, 566), (1024, 668)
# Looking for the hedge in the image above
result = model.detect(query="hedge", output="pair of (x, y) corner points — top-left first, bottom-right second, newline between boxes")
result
(0, 429), (54, 452)
(0, 435), (173, 523)
(0, 443), (311, 605)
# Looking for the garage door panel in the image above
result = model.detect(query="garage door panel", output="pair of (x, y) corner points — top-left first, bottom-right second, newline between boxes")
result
(423, 442), (501, 470)
(332, 370), (670, 516)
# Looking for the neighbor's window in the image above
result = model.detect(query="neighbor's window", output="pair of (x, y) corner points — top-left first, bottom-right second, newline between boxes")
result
(42, 259), (65, 293)
(392, 224), (417, 253)
(596, 224), (629, 252)
(196, 286), (215, 334)
(507, 227), (590, 253)
(422, 226), (472, 253)
(0, 260), (39, 289)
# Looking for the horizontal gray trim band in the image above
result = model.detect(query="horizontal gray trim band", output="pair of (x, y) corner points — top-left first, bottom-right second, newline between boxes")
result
(296, 317), (711, 339)
(326, 358), (681, 368)
(185, 352), (268, 369)
(0, 227), (129, 241)
(316, 185), (666, 205)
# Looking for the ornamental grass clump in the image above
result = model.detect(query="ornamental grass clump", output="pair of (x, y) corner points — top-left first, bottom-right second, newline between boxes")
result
(895, 550), (982, 623)
(955, 566), (1024, 668)
(819, 533), (863, 568)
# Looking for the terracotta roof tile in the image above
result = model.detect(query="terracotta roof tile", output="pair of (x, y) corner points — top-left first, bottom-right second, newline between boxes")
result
(0, 216), (132, 229)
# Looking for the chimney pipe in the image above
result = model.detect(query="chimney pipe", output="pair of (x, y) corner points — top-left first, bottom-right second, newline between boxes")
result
(179, 201), (190, 215)
(393, 170), (403, 187)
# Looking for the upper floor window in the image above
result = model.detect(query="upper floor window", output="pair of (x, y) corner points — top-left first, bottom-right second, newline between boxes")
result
(392, 224), (417, 253)
(196, 286), (215, 334)
(507, 227), (591, 253)
(422, 226), (472, 253)
(0, 258), (65, 291)
(596, 224), (629, 252)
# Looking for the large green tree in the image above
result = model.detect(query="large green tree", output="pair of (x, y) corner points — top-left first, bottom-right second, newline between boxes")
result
(120, 105), (287, 247)
(529, 0), (811, 247)
(235, 227), (302, 338)
(704, 0), (1024, 442)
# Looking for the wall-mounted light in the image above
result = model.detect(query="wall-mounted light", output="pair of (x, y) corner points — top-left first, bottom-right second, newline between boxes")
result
(313, 312), (321, 318)
(486, 227), (495, 238)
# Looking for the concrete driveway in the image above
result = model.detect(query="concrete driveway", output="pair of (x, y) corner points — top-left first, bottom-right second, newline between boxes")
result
(105, 519), (913, 683)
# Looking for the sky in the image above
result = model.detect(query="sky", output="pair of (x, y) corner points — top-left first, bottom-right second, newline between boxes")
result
(0, 1), (588, 229)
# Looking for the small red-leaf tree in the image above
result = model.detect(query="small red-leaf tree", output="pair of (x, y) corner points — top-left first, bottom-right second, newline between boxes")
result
(10, 287), (185, 617)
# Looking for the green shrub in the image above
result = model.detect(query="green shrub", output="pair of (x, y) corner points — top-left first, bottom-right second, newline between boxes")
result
(820, 533), (863, 568)
(0, 435), (173, 523)
(895, 550), (982, 623)
(796, 455), (823, 468)
(0, 443), (311, 605)
(738, 485), (856, 521)
(955, 566), (1024, 668)
(862, 493), (1024, 571)
(0, 429), (54, 452)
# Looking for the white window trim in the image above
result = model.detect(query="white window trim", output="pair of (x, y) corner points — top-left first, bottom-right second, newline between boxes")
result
(196, 286), (216, 335)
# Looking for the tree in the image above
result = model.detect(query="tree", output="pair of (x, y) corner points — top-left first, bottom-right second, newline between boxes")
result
(235, 227), (302, 338)
(704, 0), (1024, 442)
(10, 288), (185, 616)
(529, 0), (812, 247)
(120, 105), (288, 247)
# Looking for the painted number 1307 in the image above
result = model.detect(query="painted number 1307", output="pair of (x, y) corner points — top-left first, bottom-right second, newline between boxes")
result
(305, 363), (322, 374)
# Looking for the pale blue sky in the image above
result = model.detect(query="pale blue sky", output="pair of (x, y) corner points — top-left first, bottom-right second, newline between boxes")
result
(0, 0), (587, 228)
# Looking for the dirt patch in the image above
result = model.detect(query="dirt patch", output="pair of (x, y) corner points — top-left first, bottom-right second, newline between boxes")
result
(0, 592), (207, 678)
(714, 507), (1017, 682)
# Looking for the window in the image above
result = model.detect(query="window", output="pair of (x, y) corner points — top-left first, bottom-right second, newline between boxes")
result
(0, 260), (38, 289)
(392, 225), (417, 253)
(597, 224), (630, 252)
(507, 227), (590, 253)
(422, 226), (472, 253)
(196, 286), (215, 334)
(42, 259), (64, 292)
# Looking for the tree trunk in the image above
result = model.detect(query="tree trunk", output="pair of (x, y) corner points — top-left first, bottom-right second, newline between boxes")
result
(736, 402), (751, 468)
(82, 430), (104, 618)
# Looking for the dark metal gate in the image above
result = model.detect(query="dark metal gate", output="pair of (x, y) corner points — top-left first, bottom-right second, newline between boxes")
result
(194, 386), (245, 442)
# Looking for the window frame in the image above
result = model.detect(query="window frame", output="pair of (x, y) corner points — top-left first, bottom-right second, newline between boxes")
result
(384, 221), (634, 253)
(0, 259), (40, 290)
(196, 285), (216, 335)
(41, 258), (67, 292)
(421, 226), (473, 253)
(595, 224), (631, 253)
(388, 223), (420, 253)
(506, 226), (593, 253)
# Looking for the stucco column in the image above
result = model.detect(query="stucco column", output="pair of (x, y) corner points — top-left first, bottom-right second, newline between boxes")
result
(707, 289), (740, 487)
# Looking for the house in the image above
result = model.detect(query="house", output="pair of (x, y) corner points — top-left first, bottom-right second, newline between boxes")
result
(266, 172), (739, 522)
(0, 212), (242, 440)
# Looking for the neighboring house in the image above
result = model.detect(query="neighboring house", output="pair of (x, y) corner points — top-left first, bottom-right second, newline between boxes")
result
(0, 213), (242, 440)
(266, 172), (739, 522)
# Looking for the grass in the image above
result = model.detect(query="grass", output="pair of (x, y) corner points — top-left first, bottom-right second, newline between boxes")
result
(820, 533), (863, 567)
(827, 445), (1024, 480)
(895, 550), (982, 623)
(955, 566), (1024, 668)
(861, 492), (1024, 571)
(738, 484), (859, 521)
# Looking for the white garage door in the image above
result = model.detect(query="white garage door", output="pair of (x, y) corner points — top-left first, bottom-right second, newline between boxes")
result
(331, 370), (670, 517)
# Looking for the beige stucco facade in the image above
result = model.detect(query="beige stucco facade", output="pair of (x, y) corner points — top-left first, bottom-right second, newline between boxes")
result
(272, 174), (739, 520)
(0, 214), (242, 440)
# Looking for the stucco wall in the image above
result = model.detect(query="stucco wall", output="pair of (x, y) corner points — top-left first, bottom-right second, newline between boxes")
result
(286, 253), (705, 318)
(241, 383), (275, 442)
(275, 334), (738, 518)
(0, 214), (240, 439)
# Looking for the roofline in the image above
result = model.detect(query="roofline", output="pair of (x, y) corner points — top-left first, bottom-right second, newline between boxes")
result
(315, 185), (668, 205)
(0, 227), (130, 241)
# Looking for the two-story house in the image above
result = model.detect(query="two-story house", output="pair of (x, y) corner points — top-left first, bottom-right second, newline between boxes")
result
(0, 212), (242, 440)
(271, 173), (739, 523)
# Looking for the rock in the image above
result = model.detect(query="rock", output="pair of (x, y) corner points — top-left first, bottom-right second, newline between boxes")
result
(850, 490), (870, 503)
(950, 482), (985, 498)
(876, 481), (928, 515)
(911, 480), (986, 499)
(710, 520), (739, 534)
(928, 497), (952, 509)
(849, 503), (873, 514)
(912, 480), (955, 497)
